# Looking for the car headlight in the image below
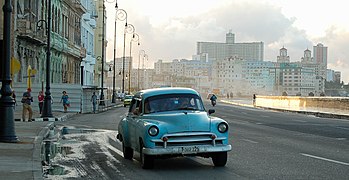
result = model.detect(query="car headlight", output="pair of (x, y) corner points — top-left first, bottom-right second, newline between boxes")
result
(148, 126), (159, 136)
(218, 122), (228, 133)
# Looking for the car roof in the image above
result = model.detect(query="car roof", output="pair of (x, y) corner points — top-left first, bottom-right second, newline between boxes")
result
(136, 87), (200, 99)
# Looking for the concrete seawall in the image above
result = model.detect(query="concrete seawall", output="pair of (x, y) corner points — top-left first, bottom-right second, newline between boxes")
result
(256, 96), (349, 116)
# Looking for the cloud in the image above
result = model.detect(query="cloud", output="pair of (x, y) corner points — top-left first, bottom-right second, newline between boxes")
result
(113, 2), (296, 62)
(106, 1), (349, 82)
(316, 27), (349, 82)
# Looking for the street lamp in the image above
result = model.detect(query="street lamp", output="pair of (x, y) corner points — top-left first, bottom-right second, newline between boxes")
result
(112, 6), (127, 103)
(0, 0), (18, 142)
(96, 56), (105, 105)
(99, 2), (106, 106)
(40, 0), (53, 118)
(138, 50), (145, 91)
(142, 54), (148, 90)
(122, 23), (135, 94)
(128, 33), (140, 93)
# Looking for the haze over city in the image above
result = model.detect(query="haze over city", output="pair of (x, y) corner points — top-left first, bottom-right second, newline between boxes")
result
(105, 0), (349, 83)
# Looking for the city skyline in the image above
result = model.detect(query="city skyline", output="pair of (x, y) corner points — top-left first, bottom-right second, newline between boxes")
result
(105, 0), (349, 83)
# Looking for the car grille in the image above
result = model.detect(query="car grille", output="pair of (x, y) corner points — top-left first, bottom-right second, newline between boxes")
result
(153, 132), (224, 148)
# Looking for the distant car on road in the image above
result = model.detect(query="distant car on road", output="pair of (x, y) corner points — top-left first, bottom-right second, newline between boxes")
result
(117, 87), (232, 169)
(123, 95), (133, 107)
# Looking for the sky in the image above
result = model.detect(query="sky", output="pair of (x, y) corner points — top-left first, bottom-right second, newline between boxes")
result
(104, 0), (349, 83)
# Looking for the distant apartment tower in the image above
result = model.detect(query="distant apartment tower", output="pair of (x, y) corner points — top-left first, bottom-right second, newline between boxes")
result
(197, 31), (264, 61)
(313, 43), (327, 79)
(154, 58), (212, 93)
(326, 69), (335, 82)
(211, 56), (275, 96)
(279, 63), (315, 96)
(334, 71), (341, 83)
(273, 47), (320, 96)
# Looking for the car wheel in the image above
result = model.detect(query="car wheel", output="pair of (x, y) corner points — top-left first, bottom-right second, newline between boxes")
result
(140, 141), (154, 169)
(211, 152), (227, 167)
(122, 141), (133, 160)
(124, 104), (126, 107)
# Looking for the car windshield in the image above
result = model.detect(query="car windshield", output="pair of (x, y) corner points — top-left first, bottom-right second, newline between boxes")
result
(143, 93), (205, 114)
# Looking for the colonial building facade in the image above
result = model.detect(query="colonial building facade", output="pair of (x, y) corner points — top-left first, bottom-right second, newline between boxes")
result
(8, 0), (89, 85)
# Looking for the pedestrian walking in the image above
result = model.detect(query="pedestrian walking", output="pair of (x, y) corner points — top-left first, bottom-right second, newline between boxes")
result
(253, 94), (256, 107)
(21, 88), (33, 122)
(91, 92), (98, 113)
(38, 91), (44, 114)
(60, 91), (70, 113)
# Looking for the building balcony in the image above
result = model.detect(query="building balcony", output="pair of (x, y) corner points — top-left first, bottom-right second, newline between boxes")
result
(75, 1), (87, 14)
(16, 19), (46, 45)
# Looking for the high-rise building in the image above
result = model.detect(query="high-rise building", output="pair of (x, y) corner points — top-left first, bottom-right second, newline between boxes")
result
(326, 69), (335, 82)
(334, 71), (341, 83)
(313, 43), (327, 79)
(196, 31), (264, 61)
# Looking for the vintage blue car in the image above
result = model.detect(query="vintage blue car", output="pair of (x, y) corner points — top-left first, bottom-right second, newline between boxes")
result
(117, 87), (231, 169)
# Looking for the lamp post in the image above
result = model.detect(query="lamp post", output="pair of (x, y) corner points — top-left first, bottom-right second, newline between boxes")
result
(122, 23), (135, 94)
(99, 2), (106, 106)
(0, 0), (18, 142)
(112, 6), (127, 103)
(128, 33), (140, 93)
(138, 50), (145, 91)
(142, 54), (148, 90)
(40, 0), (53, 118)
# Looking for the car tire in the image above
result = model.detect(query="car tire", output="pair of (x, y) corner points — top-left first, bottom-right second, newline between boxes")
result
(211, 152), (227, 167)
(122, 141), (133, 160)
(140, 141), (154, 169)
(124, 105), (126, 107)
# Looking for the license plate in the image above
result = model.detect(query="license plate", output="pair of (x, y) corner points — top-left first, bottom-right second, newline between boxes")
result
(179, 146), (200, 154)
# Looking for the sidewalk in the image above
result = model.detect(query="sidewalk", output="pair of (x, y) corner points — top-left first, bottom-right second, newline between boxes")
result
(0, 101), (122, 180)
(13, 104), (74, 122)
(0, 110), (76, 180)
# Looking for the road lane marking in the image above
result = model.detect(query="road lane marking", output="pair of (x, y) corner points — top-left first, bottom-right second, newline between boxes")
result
(260, 115), (269, 118)
(335, 138), (346, 141)
(301, 153), (349, 166)
(241, 138), (258, 144)
(336, 126), (349, 130)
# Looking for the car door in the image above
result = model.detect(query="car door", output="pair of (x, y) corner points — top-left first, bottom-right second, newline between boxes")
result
(128, 98), (141, 148)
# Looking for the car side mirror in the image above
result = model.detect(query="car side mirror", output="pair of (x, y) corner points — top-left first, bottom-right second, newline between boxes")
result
(208, 109), (215, 115)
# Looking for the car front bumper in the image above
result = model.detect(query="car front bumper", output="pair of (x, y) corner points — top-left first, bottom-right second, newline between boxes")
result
(124, 101), (131, 105)
(143, 144), (231, 155)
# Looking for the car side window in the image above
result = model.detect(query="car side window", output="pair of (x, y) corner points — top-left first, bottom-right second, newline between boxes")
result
(137, 100), (143, 115)
(144, 99), (151, 114)
(130, 99), (141, 115)
(129, 99), (136, 113)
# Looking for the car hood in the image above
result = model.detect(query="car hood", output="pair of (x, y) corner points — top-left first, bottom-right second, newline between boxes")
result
(143, 111), (211, 133)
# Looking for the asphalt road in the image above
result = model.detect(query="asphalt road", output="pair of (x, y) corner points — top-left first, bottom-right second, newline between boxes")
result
(46, 102), (349, 179)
